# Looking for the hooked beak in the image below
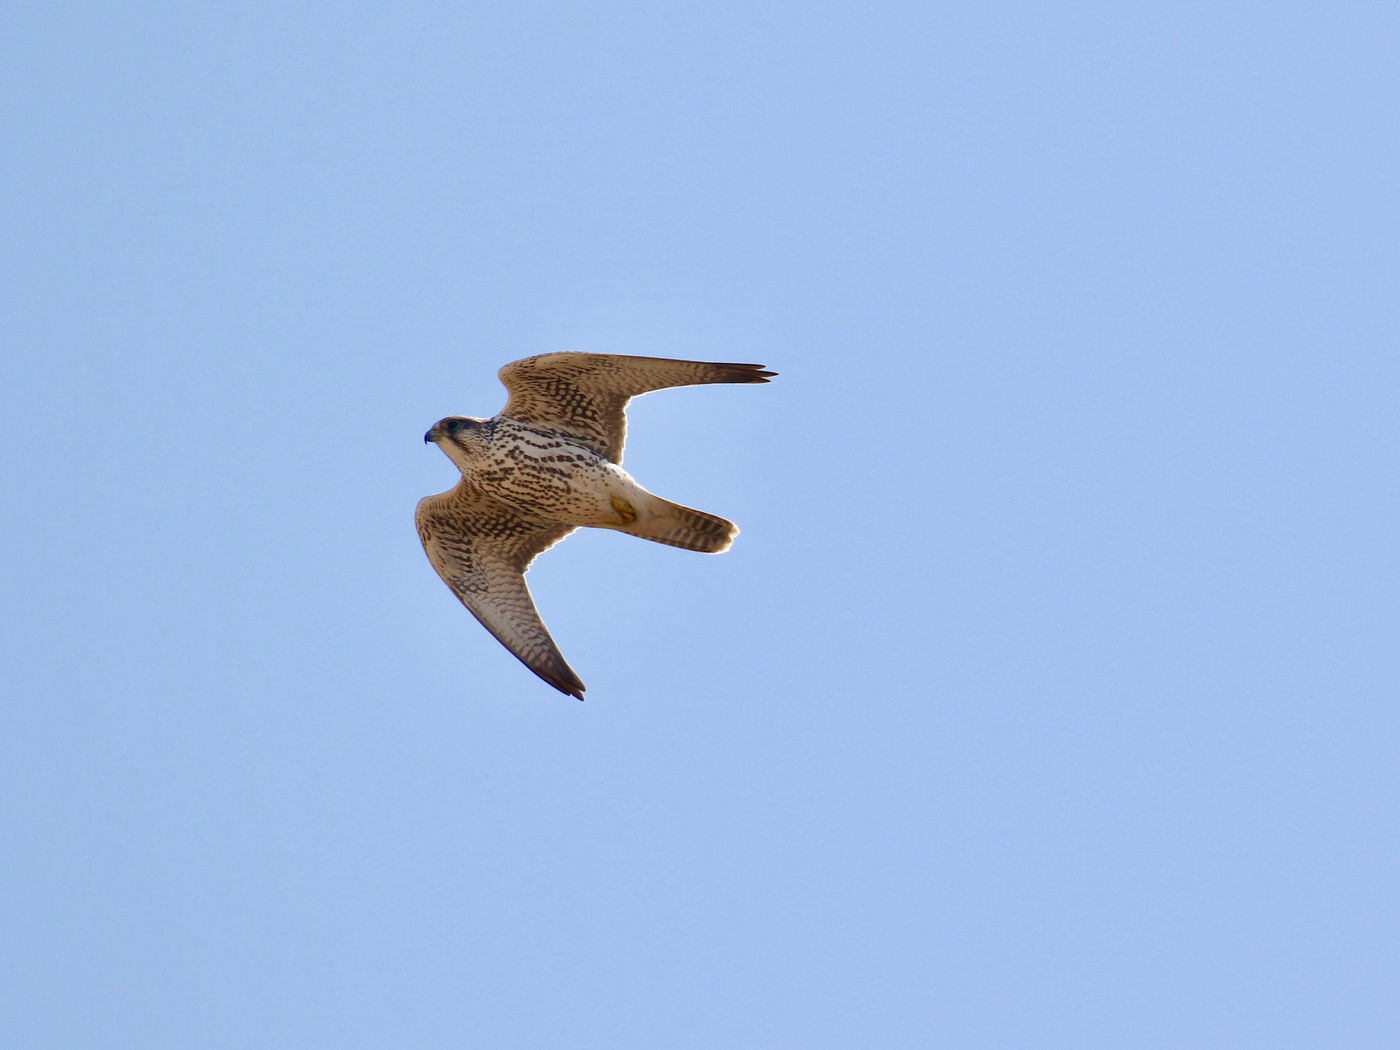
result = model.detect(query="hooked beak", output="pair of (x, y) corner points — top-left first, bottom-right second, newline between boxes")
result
(424, 423), (441, 444)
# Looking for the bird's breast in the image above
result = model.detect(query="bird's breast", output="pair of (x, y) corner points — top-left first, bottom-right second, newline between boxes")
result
(468, 427), (634, 527)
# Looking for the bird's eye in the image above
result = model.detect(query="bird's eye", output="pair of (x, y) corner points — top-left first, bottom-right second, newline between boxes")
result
(445, 419), (460, 433)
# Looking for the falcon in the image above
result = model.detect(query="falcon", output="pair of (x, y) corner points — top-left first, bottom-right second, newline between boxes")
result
(417, 352), (776, 700)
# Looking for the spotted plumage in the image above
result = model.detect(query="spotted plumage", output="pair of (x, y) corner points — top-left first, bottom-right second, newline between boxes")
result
(417, 352), (776, 700)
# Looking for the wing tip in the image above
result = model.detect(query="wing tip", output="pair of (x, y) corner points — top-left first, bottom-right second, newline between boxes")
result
(718, 363), (777, 384)
(542, 670), (587, 701)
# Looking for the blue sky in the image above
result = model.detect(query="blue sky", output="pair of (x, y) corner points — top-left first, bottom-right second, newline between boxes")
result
(4, 2), (1398, 1046)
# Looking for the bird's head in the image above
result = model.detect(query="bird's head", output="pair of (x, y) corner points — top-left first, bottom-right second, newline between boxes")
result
(425, 416), (489, 469)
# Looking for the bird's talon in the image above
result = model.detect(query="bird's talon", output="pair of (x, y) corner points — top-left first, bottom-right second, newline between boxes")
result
(610, 496), (637, 524)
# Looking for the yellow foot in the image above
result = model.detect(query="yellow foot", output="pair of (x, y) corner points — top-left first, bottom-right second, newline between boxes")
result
(610, 496), (637, 524)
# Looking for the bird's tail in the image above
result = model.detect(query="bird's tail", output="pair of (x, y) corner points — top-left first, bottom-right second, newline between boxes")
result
(626, 495), (739, 554)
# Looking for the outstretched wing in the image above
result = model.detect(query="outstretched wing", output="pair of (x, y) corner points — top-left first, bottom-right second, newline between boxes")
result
(498, 352), (776, 462)
(415, 480), (585, 699)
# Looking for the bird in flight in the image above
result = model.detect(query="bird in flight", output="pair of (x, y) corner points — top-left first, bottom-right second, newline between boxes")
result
(417, 352), (776, 700)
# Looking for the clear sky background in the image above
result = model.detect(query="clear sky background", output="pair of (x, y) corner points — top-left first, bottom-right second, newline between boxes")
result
(4, 2), (1398, 1047)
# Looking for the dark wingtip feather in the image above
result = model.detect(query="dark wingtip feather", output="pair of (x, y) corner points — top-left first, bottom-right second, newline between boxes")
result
(549, 674), (586, 701)
(716, 363), (777, 384)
